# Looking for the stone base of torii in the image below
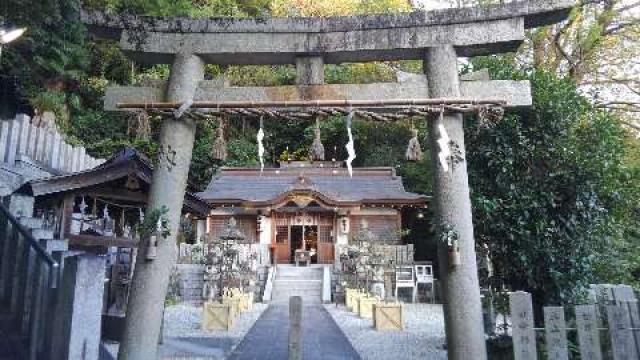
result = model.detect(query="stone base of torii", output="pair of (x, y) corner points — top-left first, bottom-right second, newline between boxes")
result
(82, 2), (576, 359)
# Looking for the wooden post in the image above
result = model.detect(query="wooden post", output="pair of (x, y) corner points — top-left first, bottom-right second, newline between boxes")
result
(575, 305), (602, 360)
(543, 306), (568, 360)
(289, 296), (303, 360)
(424, 45), (487, 360)
(509, 291), (536, 360)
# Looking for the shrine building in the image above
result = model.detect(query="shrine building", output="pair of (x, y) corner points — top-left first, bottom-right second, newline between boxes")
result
(197, 161), (428, 265)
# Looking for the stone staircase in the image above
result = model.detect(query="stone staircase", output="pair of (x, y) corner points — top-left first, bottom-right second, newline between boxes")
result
(271, 265), (323, 304)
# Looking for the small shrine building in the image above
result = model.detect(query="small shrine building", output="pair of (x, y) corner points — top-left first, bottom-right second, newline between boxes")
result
(197, 162), (428, 264)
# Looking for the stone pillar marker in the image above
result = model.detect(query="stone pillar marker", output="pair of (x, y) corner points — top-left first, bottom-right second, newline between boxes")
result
(544, 306), (568, 360)
(424, 45), (487, 360)
(118, 53), (205, 360)
(289, 296), (303, 360)
(509, 291), (537, 360)
(50, 254), (106, 360)
(607, 304), (639, 360)
(575, 305), (602, 360)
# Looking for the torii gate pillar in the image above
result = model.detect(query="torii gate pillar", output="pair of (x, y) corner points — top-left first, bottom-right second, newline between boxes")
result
(118, 53), (204, 360)
(425, 45), (487, 359)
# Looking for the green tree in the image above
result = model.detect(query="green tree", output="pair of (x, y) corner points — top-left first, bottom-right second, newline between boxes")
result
(466, 58), (640, 314)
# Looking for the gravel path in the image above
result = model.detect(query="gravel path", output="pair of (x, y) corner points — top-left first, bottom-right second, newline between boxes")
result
(324, 303), (447, 360)
(101, 302), (268, 360)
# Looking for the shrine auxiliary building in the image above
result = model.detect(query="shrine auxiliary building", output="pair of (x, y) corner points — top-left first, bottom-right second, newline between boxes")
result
(197, 162), (428, 264)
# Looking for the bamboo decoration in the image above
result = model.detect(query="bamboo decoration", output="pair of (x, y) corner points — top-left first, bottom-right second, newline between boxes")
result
(212, 118), (227, 161)
(310, 118), (325, 161)
(405, 127), (423, 162)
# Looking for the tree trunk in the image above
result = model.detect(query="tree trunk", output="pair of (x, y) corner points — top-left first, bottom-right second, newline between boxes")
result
(117, 53), (205, 360)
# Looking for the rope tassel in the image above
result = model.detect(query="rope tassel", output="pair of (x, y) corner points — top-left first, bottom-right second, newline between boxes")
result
(212, 118), (227, 161)
(405, 126), (423, 162)
(310, 118), (325, 161)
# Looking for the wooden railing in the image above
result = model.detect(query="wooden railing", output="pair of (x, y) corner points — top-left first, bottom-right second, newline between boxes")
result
(0, 201), (60, 359)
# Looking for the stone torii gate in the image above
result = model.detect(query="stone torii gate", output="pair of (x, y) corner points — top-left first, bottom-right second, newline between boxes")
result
(83, 1), (574, 359)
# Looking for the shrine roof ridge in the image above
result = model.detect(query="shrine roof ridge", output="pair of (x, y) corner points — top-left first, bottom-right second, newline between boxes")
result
(197, 165), (429, 206)
(82, 0), (573, 35)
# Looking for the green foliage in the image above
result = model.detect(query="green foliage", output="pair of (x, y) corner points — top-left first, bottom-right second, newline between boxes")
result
(325, 63), (395, 84)
(466, 57), (640, 307)
(138, 206), (171, 238)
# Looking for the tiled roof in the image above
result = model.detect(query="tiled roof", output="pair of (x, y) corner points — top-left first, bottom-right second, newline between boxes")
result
(197, 166), (427, 206)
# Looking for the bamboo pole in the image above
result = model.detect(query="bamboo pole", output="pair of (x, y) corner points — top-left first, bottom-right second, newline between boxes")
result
(117, 98), (506, 110)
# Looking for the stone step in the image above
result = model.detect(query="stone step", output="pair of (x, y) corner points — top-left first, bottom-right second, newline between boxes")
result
(273, 281), (322, 290)
(276, 272), (322, 279)
(276, 274), (323, 281)
(271, 296), (322, 304)
(272, 290), (322, 298)
(276, 272), (323, 279)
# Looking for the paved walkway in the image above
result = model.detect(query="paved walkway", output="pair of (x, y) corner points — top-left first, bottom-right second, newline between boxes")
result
(228, 304), (361, 360)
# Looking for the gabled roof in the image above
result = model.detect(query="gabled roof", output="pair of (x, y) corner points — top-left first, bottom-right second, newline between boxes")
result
(24, 147), (209, 215)
(197, 166), (428, 207)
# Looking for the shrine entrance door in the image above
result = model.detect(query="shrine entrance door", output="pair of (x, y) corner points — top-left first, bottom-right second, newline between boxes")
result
(273, 212), (334, 264)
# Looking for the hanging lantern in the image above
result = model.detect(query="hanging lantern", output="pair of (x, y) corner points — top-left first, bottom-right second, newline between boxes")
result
(212, 118), (227, 161)
(310, 118), (325, 161)
(405, 127), (423, 162)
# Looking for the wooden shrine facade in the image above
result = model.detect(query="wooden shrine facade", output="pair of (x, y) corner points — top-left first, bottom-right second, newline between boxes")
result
(197, 162), (428, 264)
(18, 147), (209, 251)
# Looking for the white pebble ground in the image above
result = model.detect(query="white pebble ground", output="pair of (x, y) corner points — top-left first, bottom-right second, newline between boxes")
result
(163, 302), (268, 339)
(103, 302), (267, 359)
(324, 303), (447, 360)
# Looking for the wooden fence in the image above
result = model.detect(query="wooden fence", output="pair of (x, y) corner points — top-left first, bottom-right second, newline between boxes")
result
(0, 114), (103, 173)
(510, 285), (639, 360)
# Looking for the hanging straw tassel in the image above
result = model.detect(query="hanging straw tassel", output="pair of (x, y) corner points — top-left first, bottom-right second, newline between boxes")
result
(212, 118), (227, 161)
(405, 126), (423, 161)
(136, 110), (151, 140)
(310, 118), (325, 161)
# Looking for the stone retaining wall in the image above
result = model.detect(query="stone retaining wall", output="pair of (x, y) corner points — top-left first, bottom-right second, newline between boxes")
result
(174, 264), (205, 305)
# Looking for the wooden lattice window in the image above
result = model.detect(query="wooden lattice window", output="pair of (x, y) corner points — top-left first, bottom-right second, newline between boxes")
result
(275, 226), (289, 243)
(208, 216), (257, 243)
(318, 225), (333, 243)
